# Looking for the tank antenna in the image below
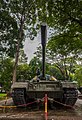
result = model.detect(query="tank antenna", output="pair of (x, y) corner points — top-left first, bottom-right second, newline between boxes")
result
(41, 23), (47, 79)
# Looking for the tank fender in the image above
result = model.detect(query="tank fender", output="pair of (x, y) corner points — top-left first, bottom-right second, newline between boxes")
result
(11, 82), (28, 91)
(61, 81), (78, 88)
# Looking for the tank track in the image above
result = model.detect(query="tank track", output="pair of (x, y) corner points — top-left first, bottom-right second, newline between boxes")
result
(63, 88), (78, 106)
(12, 88), (26, 107)
(78, 87), (82, 94)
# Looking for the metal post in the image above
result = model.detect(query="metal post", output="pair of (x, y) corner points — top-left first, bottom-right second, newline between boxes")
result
(45, 94), (48, 120)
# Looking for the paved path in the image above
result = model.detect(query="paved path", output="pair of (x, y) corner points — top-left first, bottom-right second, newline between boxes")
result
(0, 98), (13, 106)
(0, 98), (82, 120)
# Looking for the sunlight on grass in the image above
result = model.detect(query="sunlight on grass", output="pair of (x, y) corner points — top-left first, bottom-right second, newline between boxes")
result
(0, 93), (7, 100)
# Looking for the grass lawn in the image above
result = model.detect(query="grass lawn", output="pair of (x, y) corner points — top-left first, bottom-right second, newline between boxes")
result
(0, 93), (7, 100)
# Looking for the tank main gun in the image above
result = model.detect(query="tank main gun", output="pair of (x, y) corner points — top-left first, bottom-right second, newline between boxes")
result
(41, 24), (47, 79)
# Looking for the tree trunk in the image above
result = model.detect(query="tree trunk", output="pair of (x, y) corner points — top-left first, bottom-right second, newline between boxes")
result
(64, 60), (68, 80)
(12, 41), (19, 83)
(12, 15), (25, 84)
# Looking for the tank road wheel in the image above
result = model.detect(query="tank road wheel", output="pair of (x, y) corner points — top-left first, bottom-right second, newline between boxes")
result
(63, 88), (78, 106)
(12, 88), (26, 107)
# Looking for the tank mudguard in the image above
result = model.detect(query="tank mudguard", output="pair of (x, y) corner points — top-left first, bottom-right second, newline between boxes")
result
(61, 81), (77, 89)
(11, 82), (28, 91)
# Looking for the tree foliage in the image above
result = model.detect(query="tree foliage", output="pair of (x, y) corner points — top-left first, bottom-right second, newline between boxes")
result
(29, 57), (42, 78)
(0, 0), (18, 58)
(45, 0), (82, 81)
(1, 0), (82, 86)
(0, 58), (13, 91)
(17, 64), (30, 81)
(75, 66), (82, 86)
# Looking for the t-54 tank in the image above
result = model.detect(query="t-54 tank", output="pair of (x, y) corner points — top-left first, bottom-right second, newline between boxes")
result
(11, 24), (78, 107)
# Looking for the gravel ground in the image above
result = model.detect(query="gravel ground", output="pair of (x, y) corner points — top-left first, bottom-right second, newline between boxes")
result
(0, 98), (82, 120)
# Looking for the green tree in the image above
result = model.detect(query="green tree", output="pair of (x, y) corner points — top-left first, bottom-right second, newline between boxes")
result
(36, 0), (82, 51)
(29, 57), (42, 78)
(47, 31), (82, 80)
(5, 0), (39, 83)
(45, 0), (82, 31)
(47, 0), (82, 53)
(0, 58), (13, 91)
(46, 64), (64, 80)
(17, 63), (30, 81)
(75, 66), (82, 86)
(0, 0), (18, 58)
(19, 49), (28, 64)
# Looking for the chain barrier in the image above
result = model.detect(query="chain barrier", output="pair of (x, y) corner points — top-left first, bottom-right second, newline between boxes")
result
(0, 97), (42, 108)
(17, 100), (39, 107)
(0, 95), (76, 120)
(0, 96), (74, 109)
(48, 97), (75, 109)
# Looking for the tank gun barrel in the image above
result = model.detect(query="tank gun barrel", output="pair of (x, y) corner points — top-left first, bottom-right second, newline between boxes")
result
(41, 24), (47, 79)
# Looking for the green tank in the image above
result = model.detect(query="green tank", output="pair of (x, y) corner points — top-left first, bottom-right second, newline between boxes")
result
(11, 24), (78, 107)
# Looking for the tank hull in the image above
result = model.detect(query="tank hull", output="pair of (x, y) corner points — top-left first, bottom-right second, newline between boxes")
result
(26, 90), (63, 99)
(11, 81), (78, 107)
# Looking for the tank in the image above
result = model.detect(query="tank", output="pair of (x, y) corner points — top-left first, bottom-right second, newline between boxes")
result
(11, 24), (78, 107)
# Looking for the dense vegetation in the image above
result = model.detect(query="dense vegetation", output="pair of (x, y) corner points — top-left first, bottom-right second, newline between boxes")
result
(0, 0), (82, 92)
